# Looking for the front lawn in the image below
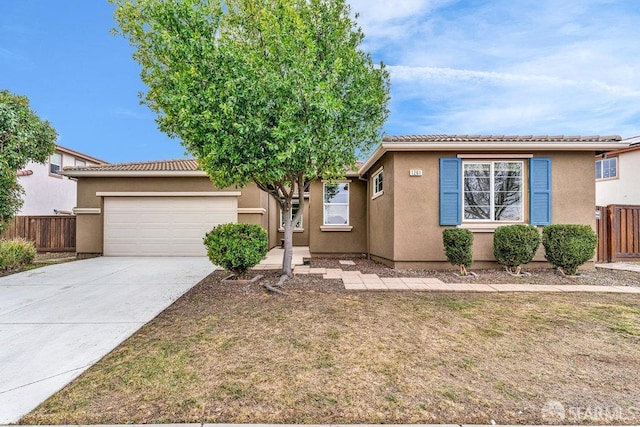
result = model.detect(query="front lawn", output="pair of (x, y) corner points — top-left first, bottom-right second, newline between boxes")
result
(23, 270), (640, 425)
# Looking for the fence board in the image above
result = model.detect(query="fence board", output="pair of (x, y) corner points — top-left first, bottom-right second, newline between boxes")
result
(0, 216), (76, 252)
(602, 205), (640, 262)
(596, 206), (609, 262)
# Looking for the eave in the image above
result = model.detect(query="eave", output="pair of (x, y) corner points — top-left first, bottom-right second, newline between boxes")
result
(358, 141), (630, 177)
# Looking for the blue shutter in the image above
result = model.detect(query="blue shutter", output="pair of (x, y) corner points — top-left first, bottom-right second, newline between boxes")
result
(529, 158), (552, 225)
(440, 158), (461, 225)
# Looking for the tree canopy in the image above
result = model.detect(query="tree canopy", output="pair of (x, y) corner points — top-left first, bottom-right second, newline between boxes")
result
(112, 0), (390, 275)
(0, 90), (57, 231)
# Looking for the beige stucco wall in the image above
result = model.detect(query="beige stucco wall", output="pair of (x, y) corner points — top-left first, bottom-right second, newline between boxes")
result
(308, 178), (367, 255)
(596, 150), (640, 206)
(74, 176), (269, 256)
(367, 150), (597, 268)
(276, 198), (310, 246)
(367, 154), (395, 263)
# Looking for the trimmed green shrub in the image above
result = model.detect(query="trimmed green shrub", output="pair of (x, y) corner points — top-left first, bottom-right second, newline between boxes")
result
(203, 223), (268, 279)
(0, 238), (37, 272)
(493, 224), (541, 274)
(542, 224), (598, 276)
(442, 228), (473, 275)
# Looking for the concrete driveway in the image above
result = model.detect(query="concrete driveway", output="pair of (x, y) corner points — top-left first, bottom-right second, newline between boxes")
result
(0, 256), (214, 424)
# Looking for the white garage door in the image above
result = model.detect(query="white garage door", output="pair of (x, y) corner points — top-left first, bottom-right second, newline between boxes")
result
(104, 196), (238, 256)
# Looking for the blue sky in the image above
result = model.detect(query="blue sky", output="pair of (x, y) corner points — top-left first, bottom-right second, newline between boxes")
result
(2, 0), (639, 163)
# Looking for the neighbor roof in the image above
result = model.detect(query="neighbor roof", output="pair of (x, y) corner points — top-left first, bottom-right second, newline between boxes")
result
(56, 144), (108, 164)
(359, 134), (628, 176)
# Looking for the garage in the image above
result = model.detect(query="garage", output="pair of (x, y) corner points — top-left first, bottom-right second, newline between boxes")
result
(103, 195), (238, 256)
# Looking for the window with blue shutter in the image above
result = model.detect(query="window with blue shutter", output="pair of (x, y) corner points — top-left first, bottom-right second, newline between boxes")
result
(440, 158), (461, 225)
(529, 158), (552, 225)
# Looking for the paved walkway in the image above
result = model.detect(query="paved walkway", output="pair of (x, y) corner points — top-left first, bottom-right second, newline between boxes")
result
(596, 262), (640, 273)
(293, 265), (640, 293)
(0, 257), (214, 424)
(254, 246), (311, 270)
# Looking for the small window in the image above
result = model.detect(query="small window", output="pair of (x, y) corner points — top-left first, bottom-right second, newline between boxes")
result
(49, 153), (62, 175)
(596, 157), (617, 180)
(463, 161), (523, 222)
(323, 182), (349, 225)
(75, 159), (86, 167)
(372, 169), (383, 198)
(280, 200), (303, 230)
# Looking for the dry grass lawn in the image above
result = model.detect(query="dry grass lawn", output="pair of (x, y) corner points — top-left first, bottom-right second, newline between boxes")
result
(22, 270), (640, 425)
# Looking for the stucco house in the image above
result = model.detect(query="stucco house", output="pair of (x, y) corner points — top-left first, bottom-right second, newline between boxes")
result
(596, 136), (640, 206)
(18, 145), (106, 215)
(63, 134), (626, 267)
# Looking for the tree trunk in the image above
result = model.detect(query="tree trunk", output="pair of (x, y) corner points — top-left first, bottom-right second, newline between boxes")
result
(280, 187), (305, 278)
(282, 206), (294, 277)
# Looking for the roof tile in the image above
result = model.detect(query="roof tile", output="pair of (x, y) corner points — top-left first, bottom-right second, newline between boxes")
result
(382, 134), (622, 143)
(64, 158), (200, 172)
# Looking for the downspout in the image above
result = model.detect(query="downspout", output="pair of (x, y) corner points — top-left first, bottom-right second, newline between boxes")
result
(358, 174), (370, 259)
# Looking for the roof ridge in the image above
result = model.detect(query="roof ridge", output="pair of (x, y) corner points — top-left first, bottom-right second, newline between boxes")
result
(382, 134), (622, 142)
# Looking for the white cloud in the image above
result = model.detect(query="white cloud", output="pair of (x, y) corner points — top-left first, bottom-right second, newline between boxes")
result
(349, 0), (640, 137)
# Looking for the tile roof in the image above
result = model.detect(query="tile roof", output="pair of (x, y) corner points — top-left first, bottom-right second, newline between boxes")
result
(65, 158), (365, 175)
(382, 134), (622, 142)
(64, 158), (200, 172)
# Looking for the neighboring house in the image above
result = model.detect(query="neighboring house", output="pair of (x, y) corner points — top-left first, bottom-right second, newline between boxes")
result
(595, 136), (640, 206)
(63, 135), (626, 267)
(17, 145), (106, 215)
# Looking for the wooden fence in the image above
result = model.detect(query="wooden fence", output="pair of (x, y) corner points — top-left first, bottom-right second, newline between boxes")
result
(596, 205), (640, 262)
(0, 216), (76, 252)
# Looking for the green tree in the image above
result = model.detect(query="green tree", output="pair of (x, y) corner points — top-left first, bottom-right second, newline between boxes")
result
(0, 90), (57, 232)
(112, 0), (390, 277)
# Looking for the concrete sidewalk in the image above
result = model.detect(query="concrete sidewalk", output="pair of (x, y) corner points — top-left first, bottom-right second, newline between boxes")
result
(0, 257), (214, 424)
(596, 262), (640, 273)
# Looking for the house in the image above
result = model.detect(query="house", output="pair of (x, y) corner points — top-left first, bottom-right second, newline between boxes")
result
(596, 136), (640, 206)
(17, 145), (107, 215)
(63, 135), (626, 267)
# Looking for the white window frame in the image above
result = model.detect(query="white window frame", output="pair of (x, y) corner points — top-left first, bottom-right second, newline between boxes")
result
(462, 160), (524, 223)
(323, 182), (349, 226)
(75, 159), (86, 167)
(372, 168), (383, 199)
(595, 157), (618, 180)
(279, 199), (303, 231)
(49, 152), (62, 175)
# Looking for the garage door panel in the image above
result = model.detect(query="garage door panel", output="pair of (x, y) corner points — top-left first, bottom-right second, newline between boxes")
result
(104, 197), (238, 256)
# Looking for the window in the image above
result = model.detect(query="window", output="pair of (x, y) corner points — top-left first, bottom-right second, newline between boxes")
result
(463, 161), (523, 222)
(372, 169), (383, 198)
(75, 159), (86, 167)
(49, 153), (62, 175)
(323, 182), (349, 225)
(596, 157), (617, 180)
(280, 200), (303, 230)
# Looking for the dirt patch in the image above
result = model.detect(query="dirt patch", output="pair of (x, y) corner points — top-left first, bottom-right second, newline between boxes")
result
(34, 252), (76, 262)
(0, 252), (76, 277)
(22, 265), (640, 425)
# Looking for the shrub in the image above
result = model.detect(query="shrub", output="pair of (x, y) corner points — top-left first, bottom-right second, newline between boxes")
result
(493, 224), (541, 274)
(542, 224), (598, 276)
(0, 238), (37, 272)
(203, 223), (268, 279)
(442, 228), (473, 275)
